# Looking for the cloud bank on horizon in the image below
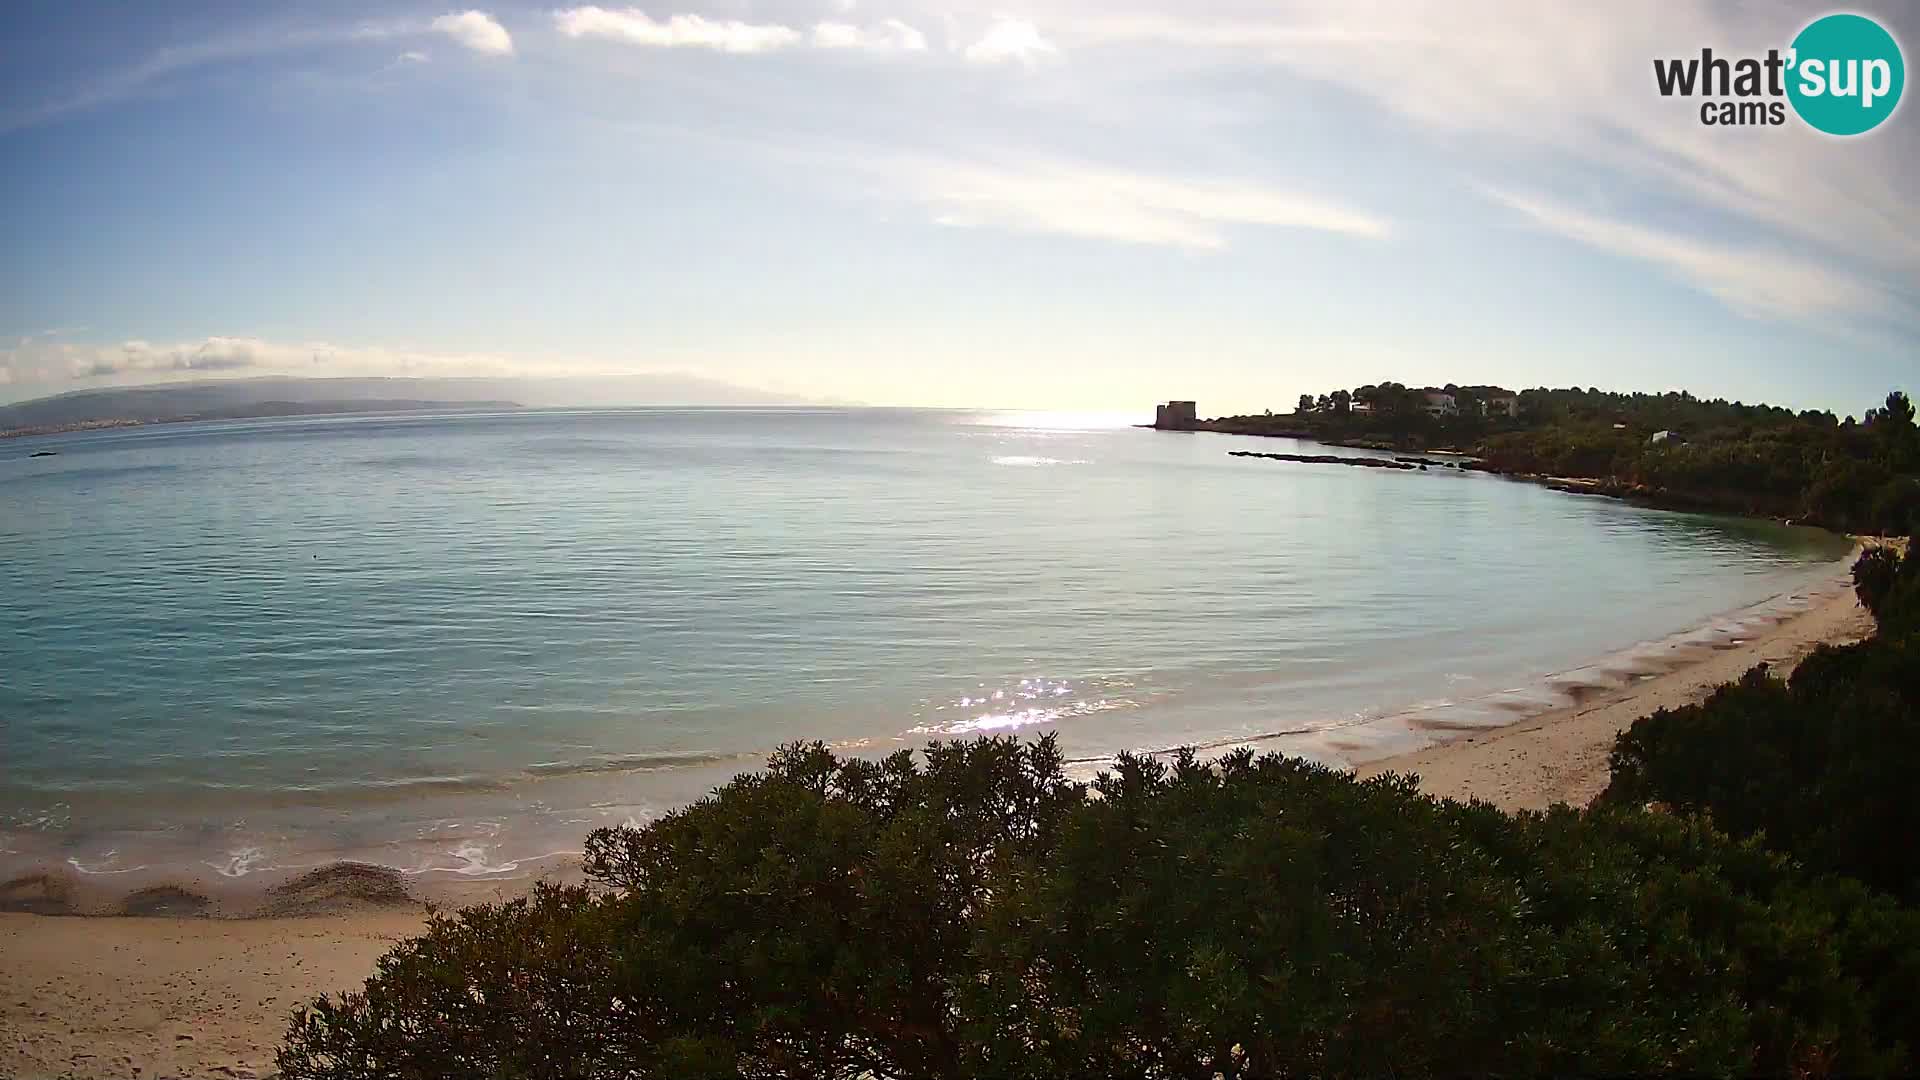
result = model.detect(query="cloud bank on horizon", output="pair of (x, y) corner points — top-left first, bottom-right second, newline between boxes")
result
(0, 0), (1913, 414)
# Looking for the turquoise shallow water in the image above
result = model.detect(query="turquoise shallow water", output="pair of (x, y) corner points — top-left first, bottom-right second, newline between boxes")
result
(0, 407), (1853, 887)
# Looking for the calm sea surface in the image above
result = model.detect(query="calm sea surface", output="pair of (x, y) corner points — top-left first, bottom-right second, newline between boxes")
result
(0, 408), (1853, 884)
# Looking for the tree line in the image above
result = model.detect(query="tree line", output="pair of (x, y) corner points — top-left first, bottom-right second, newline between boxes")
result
(1218, 386), (1919, 535)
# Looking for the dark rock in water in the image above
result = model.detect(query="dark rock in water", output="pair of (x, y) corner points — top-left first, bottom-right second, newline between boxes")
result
(122, 884), (213, 917)
(261, 862), (412, 916)
(29, 450), (57, 457)
(1228, 451), (1419, 471)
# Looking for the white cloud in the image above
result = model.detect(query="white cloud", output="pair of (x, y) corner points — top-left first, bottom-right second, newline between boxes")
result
(68, 337), (303, 378)
(432, 10), (514, 55)
(555, 8), (802, 53)
(0, 336), (621, 394)
(398, 50), (431, 63)
(3, 15), (524, 131)
(882, 155), (1388, 249)
(1480, 187), (1883, 322)
(964, 18), (1058, 65)
(811, 19), (928, 52)
(1030, 0), (1918, 296)
(554, 8), (929, 56)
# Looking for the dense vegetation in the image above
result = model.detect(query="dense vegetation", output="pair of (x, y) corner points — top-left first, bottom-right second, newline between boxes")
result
(1220, 386), (1919, 535)
(283, 543), (1920, 1079)
(1605, 539), (1920, 901)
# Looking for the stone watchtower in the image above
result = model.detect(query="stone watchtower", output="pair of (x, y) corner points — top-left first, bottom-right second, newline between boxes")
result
(1154, 400), (1198, 430)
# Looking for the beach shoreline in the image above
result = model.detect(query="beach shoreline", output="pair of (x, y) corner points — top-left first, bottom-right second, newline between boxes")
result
(1, 566), (1878, 1079)
(2, 539), (1860, 921)
(1355, 572), (1874, 810)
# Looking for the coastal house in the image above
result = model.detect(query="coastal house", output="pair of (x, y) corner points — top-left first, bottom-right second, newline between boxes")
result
(1420, 390), (1458, 417)
(1485, 393), (1520, 418)
(1154, 400), (1199, 430)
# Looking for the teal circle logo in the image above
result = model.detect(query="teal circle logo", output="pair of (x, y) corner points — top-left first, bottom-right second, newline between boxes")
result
(1787, 13), (1905, 135)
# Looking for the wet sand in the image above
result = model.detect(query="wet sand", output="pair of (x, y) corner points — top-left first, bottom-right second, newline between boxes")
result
(1, 583), (1875, 1079)
(1357, 582), (1874, 810)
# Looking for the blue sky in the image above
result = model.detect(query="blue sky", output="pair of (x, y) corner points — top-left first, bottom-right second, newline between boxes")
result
(0, 0), (1913, 414)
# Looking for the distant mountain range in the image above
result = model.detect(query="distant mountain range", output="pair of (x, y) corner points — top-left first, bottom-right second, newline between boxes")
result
(0, 375), (832, 435)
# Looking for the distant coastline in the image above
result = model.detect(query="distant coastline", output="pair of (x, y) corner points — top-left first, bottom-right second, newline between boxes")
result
(1150, 385), (1919, 536)
(1161, 412), (1804, 525)
(0, 373), (834, 440)
(1, 399), (521, 440)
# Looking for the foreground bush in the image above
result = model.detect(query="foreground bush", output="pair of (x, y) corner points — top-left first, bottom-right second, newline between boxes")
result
(1605, 543), (1920, 902)
(282, 738), (1920, 1079)
(1852, 537), (1920, 636)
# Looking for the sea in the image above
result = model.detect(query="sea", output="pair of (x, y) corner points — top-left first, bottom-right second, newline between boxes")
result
(0, 407), (1855, 896)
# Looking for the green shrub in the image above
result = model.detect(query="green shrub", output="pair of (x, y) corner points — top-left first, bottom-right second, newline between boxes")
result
(1607, 544), (1920, 903)
(1852, 539), (1920, 635)
(1603, 635), (1920, 902)
(282, 738), (1918, 1079)
(1853, 545), (1904, 619)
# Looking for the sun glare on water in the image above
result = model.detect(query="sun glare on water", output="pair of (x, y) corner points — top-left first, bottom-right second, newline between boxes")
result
(971, 410), (1151, 431)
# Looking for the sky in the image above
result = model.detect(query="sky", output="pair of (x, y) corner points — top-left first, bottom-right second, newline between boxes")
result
(0, 0), (1914, 415)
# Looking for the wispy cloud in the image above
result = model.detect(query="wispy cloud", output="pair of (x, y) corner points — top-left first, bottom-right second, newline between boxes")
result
(1028, 0), (1918, 295)
(2, 27), (341, 133)
(812, 20), (928, 52)
(554, 8), (802, 53)
(1480, 186), (1884, 322)
(882, 154), (1388, 249)
(432, 11), (515, 56)
(1, 11), (516, 131)
(964, 18), (1059, 65)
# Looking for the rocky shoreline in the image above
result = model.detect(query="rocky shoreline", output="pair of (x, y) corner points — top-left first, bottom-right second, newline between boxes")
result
(1217, 434), (1813, 528)
(1227, 450), (1422, 470)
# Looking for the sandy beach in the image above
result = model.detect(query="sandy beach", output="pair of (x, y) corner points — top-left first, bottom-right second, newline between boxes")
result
(0, 864), (576, 1079)
(1358, 580), (1874, 810)
(0, 583), (1875, 1079)
(1, 911), (424, 1080)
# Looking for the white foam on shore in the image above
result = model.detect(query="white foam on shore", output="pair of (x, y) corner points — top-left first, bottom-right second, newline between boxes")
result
(402, 845), (582, 878)
(67, 850), (151, 875)
(1296, 571), (1855, 768)
(451, 843), (516, 876)
(206, 846), (271, 878)
(1051, 564), (1855, 777)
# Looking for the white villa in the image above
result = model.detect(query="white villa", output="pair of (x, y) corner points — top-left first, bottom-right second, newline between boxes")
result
(1420, 389), (1458, 417)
